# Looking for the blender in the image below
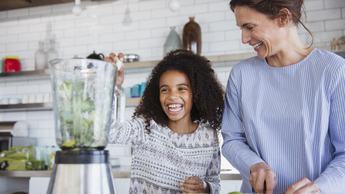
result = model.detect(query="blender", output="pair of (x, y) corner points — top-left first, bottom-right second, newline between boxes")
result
(47, 59), (125, 194)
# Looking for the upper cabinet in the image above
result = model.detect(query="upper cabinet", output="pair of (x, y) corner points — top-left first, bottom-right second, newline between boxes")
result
(0, 0), (107, 11)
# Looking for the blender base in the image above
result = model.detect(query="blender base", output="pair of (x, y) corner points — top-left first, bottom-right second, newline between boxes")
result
(47, 150), (116, 194)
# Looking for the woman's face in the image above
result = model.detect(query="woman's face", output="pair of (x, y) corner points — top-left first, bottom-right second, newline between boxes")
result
(159, 70), (193, 123)
(234, 6), (284, 59)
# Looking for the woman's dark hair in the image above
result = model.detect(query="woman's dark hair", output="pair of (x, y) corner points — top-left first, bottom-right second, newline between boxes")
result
(229, 0), (314, 46)
(133, 49), (225, 134)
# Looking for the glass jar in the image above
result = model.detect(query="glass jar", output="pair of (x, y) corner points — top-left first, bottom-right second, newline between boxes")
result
(49, 59), (125, 151)
(35, 41), (47, 70)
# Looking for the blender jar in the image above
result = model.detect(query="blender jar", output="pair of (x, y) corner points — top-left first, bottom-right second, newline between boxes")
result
(50, 59), (124, 151)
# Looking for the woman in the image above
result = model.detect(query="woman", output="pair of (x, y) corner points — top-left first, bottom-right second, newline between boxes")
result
(221, 0), (345, 194)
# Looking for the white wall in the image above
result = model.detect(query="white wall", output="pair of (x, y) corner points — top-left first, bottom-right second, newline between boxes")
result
(0, 0), (344, 70)
(0, 0), (344, 166)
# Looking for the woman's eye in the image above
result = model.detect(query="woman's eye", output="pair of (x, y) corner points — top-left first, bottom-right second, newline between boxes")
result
(248, 26), (253, 30)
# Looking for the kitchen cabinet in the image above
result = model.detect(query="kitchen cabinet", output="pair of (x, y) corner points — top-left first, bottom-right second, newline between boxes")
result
(0, 169), (242, 194)
(0, 0), (109, 11)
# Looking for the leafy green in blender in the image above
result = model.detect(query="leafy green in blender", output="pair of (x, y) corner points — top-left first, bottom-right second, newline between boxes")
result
(58, 81), (96, 149)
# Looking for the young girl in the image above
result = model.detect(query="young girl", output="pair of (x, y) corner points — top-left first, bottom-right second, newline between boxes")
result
(106, 49), (224, 194)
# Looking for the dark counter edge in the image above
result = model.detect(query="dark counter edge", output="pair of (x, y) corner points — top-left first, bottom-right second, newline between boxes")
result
(0, 169), (242, 180)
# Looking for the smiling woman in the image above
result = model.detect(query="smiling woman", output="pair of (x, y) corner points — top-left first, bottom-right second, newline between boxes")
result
(221, 0), (345, 194)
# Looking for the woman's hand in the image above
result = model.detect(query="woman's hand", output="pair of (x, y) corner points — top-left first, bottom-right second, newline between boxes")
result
(181, 176), (209, 193)
(249, 162), (277, 194)
(104, 52), (124, 88)
(285, 178), (321, 194)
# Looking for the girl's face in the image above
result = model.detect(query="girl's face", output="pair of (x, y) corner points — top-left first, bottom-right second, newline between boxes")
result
(159, 70), (193, 123)
(234, 6), (284, 59)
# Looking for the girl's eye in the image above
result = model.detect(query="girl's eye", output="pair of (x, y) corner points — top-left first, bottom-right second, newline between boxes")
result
(179, 87), (187, 91)
(161, 88), (168, 93)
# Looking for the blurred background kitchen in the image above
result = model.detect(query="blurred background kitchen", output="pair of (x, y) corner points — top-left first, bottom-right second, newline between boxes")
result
(0, 0), (344, 193)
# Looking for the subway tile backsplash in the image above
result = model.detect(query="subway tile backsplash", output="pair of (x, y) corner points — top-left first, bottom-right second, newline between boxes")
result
(0, 0), (344, 165)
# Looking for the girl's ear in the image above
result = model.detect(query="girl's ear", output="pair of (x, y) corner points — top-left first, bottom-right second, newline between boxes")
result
(277, 8), (292, 27)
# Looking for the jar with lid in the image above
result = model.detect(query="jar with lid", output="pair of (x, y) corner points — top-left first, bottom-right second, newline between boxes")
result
(35, 41), (47, 70)
(3, 55), (21, 72)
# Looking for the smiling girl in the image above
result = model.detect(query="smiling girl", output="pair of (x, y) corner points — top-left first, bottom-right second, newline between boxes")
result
(107, 49), (224, 194)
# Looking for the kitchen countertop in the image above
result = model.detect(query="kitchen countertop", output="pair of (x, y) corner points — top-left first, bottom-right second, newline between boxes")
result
(0, 166), (242, 180)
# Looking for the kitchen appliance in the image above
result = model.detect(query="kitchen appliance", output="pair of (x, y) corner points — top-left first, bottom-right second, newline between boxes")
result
(0, 122), (15, 152)
(47, 58), (125, 194)
(3, 56), (21, 72)
(0, 133), (12, 153)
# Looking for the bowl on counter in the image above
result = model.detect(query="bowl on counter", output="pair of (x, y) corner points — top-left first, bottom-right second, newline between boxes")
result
(123, 54), (139, 62)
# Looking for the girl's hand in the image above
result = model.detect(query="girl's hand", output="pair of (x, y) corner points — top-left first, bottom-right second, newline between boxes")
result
(285, 178), (321, 194)
(181, 176), (209, 193)
(104, 53), (124, 88)
(249, 162), (277, 194)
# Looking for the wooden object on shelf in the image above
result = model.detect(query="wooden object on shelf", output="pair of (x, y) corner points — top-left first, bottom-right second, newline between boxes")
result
(182, 17), (202, 55)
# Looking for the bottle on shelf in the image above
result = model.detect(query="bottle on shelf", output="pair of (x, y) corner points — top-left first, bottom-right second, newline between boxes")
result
(49, 146), (55, 170)
(47, 39), (58, 66)
(35, 41), (47, 70)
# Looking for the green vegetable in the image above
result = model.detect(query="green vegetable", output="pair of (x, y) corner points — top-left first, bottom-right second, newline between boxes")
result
(58, 80), (99, 149)
(228, 192), (242, 194)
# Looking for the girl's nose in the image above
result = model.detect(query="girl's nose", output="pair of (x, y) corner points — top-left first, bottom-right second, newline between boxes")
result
(169, 92), (179, 100)
(241, 30), (251, 44)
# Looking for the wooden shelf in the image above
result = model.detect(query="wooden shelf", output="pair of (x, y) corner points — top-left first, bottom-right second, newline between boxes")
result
(0, 99), (142, 112)
(126, 97), (141, 105)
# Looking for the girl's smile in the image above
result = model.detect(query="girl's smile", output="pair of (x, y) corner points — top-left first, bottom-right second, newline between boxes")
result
(159, 70), (195, 132)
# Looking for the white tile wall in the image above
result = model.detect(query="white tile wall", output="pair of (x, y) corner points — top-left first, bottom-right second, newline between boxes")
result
(0, 0), (344, 167)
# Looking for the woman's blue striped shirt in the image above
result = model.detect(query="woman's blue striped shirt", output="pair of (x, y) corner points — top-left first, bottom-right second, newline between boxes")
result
(221, 49), (345, 193)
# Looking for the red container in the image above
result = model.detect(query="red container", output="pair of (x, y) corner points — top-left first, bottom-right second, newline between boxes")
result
(3, 56), (21, 72)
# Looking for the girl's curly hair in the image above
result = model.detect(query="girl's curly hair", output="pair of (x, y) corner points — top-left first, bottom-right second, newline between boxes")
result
(133, 49), (224, 134)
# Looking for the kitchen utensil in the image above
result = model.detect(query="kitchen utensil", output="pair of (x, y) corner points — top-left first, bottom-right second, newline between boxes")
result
(123, 54), (139, 62)
(47, 58), (125, 194)
(124, 87), (131, 98)
(3, 56), (21, 72)
(9, 97), (21, 104)
(139, 82), (146, 97)
(35, 94), (43, 103)
(131, 84), (140, 98)
(21, 94), (28, 104)
(0, 97), (9, 105)
(49, 58), (125, 150)
(28, 94), (35, 103)
(43, 93), (51, 103)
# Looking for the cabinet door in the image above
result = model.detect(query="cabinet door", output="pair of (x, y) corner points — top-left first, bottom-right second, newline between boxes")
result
(220, 180), (243, 194)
